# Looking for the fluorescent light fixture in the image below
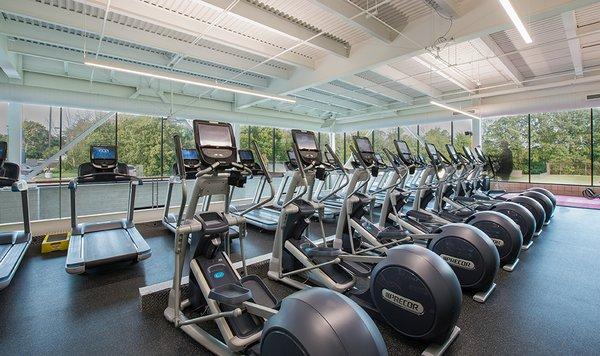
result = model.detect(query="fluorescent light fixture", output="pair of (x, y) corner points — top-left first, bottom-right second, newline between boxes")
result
(499, 0), (533, 44)
(430, 100), (481, 120)
(84, 57), (296, 103)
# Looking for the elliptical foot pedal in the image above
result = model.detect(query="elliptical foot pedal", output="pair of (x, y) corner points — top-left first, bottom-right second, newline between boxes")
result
(421, 326), (460, 356)
(473, 283), (496, 303)
(503, 258), (519, 272)
(521, 241), (533, 250)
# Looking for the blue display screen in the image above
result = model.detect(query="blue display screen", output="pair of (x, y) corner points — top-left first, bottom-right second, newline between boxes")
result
(182, 149), (199, 160)
(0, 145), (5, 160)
(91, 146), (116, 160)
(213, 271), (225, 279)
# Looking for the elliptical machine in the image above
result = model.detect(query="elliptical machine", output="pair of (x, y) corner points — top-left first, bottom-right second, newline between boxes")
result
(387, 141), (522, 273)
(341, 136), (499, 302)
(163, 121), (387, 356)
(268, 129), (462, 355)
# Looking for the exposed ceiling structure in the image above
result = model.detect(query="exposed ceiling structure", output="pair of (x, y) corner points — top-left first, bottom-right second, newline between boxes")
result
(1, 0), (600, 131)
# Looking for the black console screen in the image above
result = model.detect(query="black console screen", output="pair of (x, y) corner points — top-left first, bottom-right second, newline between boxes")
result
(196, 123), (232, 147)
(446, 144), (458, 162)
(238, 150), (254, 161)
(0, 141), (6, 161)
(295, 132), (317, 150)
(426, 143), (440, 164)
(182, 149), (199, 160)
(91, 146), (117, 160)
(356, 137), (373, 153)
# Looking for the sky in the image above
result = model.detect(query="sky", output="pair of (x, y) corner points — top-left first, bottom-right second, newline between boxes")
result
(0, 102), (62, 135)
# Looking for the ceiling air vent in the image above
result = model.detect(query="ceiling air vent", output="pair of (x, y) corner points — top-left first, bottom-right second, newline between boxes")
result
(587, 94), (600, 100)
(422, 0), (459, 18)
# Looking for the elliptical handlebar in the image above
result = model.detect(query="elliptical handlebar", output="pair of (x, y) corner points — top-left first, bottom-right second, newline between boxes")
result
(317, 143), (350, 203)
(282, 143), (310, 208)
(172, 134), (188, 227)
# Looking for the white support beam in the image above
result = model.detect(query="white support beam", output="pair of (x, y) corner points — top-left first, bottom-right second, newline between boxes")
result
(413, 55), (478, 93)
(81, 0), (315, 69)
(472, 117), (482, 147)
(472, 37), (524, 86)
(306, 0), (398, 43)
(236, 0), (595, 109)
(561, 11), (584, 77)
(293, 90), (368, 111)
(0, 0), (290, 80)
(316, 83), (390, 107)
(371, 65), (442, 98)
(194, 0), (348, 57)
(7, 102), (23, 164)
(341, 75), (413, 104)
(291, 97), (352, 116)
(0, 35), (21, 80)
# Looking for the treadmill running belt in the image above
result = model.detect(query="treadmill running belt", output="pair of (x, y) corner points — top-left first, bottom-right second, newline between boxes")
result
(83, 229), (138, 267)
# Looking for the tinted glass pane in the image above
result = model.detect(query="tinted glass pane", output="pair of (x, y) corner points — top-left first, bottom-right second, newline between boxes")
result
(482, 115), (529, 182)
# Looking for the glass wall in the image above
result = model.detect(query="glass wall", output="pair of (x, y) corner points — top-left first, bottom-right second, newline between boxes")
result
(530, 110), (591, 185)
(419, 122), (452, 155)
(482, 115), (529, 182)
(593, 108), (599, 186)
(452, 120), (472, 149)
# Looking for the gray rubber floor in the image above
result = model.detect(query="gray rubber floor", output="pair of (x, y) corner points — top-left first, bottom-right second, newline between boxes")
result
(1, 207), (599, 355)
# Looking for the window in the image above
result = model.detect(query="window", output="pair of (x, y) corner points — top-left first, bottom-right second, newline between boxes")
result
(162, 119), (195, 177)
(530, 110), (591, 185)
(399, 125), (419, 157)
(373, 127), (398, 158)
(61, 109), (116, 179)
(452, 120), (472, 148)
(0, 102), (6, 144)
(482, 115), (529, 182)
(591, 108), (600, 185)
(419, 122), (451, 154)
(273, 128), (292, 172)
(117, 114), (163, 178)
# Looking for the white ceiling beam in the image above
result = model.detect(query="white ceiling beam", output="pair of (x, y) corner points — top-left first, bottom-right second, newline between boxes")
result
(293, 89), (368, 111)
(3, 30), (269, 88)
(316, 83), (390, 107)
(341, 75), (413, 104)
(576, 21), (600, 36)
(290, 97), (352, 116)
(0, 0), (291, 80)
(471, 37), (524, 86)
(561, 11), (584, 77)
(194, 0), (348, 57)
(236, 0), (593, 109)
(413, 55), (478, 93)
(83, 0), (314, 69)
(306, 0), (398, 43)
(0, 35), (21, 80)
(371, 65), (442, 98)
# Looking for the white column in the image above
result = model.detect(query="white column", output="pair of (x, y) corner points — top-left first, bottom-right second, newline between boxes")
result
(472, 118), (482, 147)
(232, 123), (241, 148)
(7, 102), (22, 163)
(328, 132), (336, 152)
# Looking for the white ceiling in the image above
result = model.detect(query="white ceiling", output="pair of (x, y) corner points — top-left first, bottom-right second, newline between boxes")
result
(1, 0), (599, 130)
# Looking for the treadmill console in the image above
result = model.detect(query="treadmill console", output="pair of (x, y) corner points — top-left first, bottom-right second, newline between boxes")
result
(446, 144), (460, 164)
(238, 149), (262, 175)
(425, 143), (442, 166)
(173, 148), (201, 178)
(193, 120), (236, 168)
(291, 130), (321, 166)
(394, 140), (415, 166)
(90, 145), (118, 169)
(0, 141), (6, 166)
(353, 136), (375, 166)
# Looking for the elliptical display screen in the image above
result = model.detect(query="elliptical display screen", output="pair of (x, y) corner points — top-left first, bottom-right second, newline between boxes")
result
(91, 146), (117, 160)
(474, 147), (485, 161)
(182, 149), (200, 160)
(287, 149), (296, 161)
(426, 143), (440, 164)
(238, 150), (254, 161)
(463, 146), (475, 161)
(196, 122), (232, 147)
(294, 131), (318, 150)
(394, 140), (413, 165)
(446, 144), (459, 162)
(356, 137), (373, 153)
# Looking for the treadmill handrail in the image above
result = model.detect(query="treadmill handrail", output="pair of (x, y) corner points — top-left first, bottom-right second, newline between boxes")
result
(239, 141), (276, 216)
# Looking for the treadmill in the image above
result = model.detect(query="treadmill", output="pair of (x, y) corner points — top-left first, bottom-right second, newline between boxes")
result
(0, 141), (32, 290)
(231, 149), (282, 231)
(65, 145), (151, 274)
